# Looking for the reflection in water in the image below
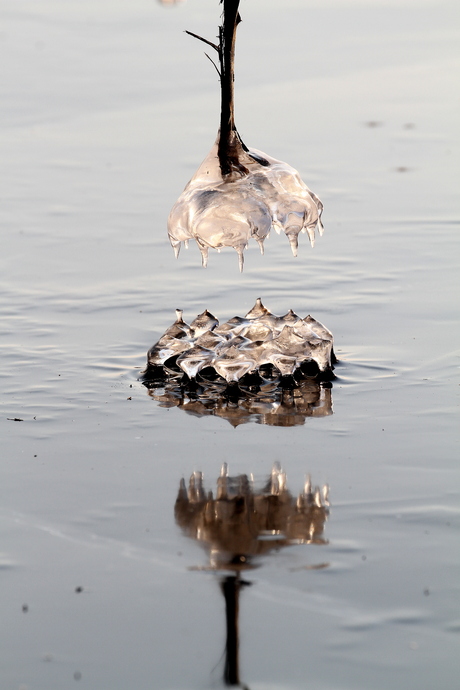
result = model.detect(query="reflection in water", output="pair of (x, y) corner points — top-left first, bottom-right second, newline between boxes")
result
(175, 463), (329, 569)
(167, 0), (323, 270)
(175, 463), (329, 686)
(144, 375), (333, 427)
(221, 575), (251, 688)
(142, 299), (334, 426)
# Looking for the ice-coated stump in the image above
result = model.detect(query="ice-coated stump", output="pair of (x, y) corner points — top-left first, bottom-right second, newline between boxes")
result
(168, 140), (323, 271)
(167, 0), (324, 271)
(141, 299), (335, 427)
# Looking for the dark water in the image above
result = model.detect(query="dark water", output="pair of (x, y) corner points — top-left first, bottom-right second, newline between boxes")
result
(1, 1), (459, 688)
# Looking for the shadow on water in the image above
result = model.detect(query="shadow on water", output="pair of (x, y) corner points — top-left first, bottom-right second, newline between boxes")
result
(175, 463), (330, 686)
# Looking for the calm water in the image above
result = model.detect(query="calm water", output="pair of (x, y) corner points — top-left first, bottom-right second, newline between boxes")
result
(1, 1), (459, 688)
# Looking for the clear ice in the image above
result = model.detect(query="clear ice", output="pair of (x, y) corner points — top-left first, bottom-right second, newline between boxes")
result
(168, 140), (324, 271)
(142, 299), (335, 426)
(167, 0), (323, 271)
(145, 298), (334, 382)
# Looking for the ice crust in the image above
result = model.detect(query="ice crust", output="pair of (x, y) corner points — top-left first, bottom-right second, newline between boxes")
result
(145, 298), (334, 382)
(168, 141), (324, 271)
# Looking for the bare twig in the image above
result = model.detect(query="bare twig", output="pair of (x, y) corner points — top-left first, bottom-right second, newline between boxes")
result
(204, 52), (221, 78)
(187, 2), (257, 178)
(184, 30), (219, 52)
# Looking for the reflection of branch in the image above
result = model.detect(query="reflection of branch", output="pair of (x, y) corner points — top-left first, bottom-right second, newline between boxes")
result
(176, 464), (329, 689)
(221, 575), (251, 686)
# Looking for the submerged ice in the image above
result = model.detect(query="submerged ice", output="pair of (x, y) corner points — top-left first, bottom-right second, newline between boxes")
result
(168, 140), (323, 271)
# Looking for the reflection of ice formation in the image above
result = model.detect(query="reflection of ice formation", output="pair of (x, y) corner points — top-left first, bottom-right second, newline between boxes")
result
(144, 374), (332, 427)
(168, 141), (324, 271)
(141, 299), (334, 426)
(175, 462), (329, 570)
(176, 463), (330, 686)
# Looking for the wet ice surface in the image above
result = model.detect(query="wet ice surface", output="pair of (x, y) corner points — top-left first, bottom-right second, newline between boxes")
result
(168, 141), (323, 271)
(1, 1), (460, 689)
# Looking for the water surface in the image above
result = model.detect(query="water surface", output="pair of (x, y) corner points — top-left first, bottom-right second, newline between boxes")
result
(1, 1), (459, 688)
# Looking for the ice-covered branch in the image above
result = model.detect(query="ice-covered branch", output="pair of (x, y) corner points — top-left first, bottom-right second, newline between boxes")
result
(168, 0), (324, 271)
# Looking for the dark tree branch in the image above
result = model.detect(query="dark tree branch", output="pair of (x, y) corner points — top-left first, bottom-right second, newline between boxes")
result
(217, 0), (248, 178)
(185, 30), (219, 53)
(205, 52), (221, 78)
(187, 1), (255, 179)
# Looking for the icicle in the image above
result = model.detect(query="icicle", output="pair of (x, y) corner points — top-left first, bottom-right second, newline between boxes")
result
(236, 245), (244, 273)
(287, 232), (299, 257)
(172, 239), (181, 258)
(199, 244), (208, 268)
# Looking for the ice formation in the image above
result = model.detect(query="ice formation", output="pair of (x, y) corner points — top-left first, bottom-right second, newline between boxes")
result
(168, 141), (324, 271)
(141, 298), (335, 426)
(175, 462), (329, 569)
(144, 298), (334, 381)
(167, 0), (323, 271)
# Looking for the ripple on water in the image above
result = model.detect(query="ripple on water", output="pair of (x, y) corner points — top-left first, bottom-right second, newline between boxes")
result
(0, 553), (18, 571)
(341, 608), (429, 632)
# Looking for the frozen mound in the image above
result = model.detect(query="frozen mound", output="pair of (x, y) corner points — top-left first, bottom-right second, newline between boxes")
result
(168, 140), (323, 272)
(175, 462), (329, 570)
(144, 298), (335, 382)
(141, 298), (335, 426)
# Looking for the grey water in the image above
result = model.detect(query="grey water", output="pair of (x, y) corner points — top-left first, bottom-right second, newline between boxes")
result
(1, 1), (459, 688)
